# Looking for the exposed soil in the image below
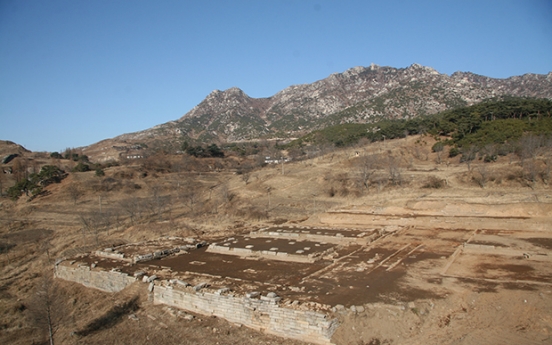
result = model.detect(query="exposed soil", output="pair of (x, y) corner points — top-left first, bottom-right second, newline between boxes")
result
(2, 135), (552, 345)
(524, 237), (552, 249)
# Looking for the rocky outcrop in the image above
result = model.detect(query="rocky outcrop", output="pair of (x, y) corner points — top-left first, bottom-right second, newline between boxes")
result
(111, 64), (552, 145)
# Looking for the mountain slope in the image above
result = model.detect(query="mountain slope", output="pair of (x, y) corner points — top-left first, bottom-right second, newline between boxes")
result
(105, 63), (552, 152)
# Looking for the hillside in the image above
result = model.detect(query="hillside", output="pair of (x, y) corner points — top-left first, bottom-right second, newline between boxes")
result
(1, 132), (552, 345)
(94, 64), (552, 158)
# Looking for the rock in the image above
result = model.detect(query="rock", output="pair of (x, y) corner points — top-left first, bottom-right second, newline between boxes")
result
(183, 314), (194, 321)
(215, 288), (231, 295)
(193, 282), (209, 291)
(148, 282), (154, 292)
(266, 292), (278, 298)
(134, 270), (146, 278)
(142, 275), (149, 283)
(175, 280), (190, 287)
(356, 305), (365, 313)
(246, 291), (260, 298)
(128, 314), (139, 321)
(147, 275), (158, 283)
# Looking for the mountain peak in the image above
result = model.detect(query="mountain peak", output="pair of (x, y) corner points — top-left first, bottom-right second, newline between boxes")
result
(106, 63), (552, 150)
(408, 63), (439, 74)
(207, 87), (247, 99)
(226, 86), (244, 93)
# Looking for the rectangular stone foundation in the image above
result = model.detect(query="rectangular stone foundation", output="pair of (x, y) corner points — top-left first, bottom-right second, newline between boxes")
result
(153, 285), (338, 345)
(55, 262), (136, 293)
(206, 244), (323, 263)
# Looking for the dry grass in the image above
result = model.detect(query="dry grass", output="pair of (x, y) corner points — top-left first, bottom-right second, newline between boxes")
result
(1, 134), (551, 345)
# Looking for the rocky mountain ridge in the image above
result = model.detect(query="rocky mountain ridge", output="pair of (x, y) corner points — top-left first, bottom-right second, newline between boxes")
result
(108, 63), (552, 151)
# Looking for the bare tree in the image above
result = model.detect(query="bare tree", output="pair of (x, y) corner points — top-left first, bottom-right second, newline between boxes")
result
(520, 134), (543, 161)
(79, 211), (107, 245)
(357, 154), (378, 190)
(432, 142), (444, 164)
(119, 198), (144, 225)
(474, 164), (489, 188)
(387, 156), (403, 186)
(543, 155), (551, 185)
(179, 177), (202, 214)
(12, 158), (26, 182)
(238, 163), (253, 184)
(461, 146), (477, 171)
(523, 158), (540, 187)
(27, 272), (66, 345)
(218, 183), (235, 205)
(66, 183), (83, 205)
(412, 146), (428, 161)
(147, 186), (171, 221)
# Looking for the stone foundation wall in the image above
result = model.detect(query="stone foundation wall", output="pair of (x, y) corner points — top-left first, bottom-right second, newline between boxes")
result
(321, 211), (549, 232)
(249, 230), (371, 245)
(95, 250), (131, 262)
(154, 285), (338, 344)
(206, 244), (324, 263)
(55, 262), (136, 293)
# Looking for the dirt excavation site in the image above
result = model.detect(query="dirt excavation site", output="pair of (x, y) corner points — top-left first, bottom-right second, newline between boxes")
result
(2, 137), (552, 345)
(54, 197), (552, 345)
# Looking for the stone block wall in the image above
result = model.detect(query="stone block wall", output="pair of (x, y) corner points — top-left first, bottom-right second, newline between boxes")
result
(55, 262), (136, 293)
(251, 230), (368, 245)
(154, 284), (338, 344)
(95, 250), (130, 262)
(206, 244), (320, 263)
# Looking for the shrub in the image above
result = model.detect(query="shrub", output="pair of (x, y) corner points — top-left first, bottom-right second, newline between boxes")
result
(484, 154), (497, 163)
(6, 179), (41, 200)
(448, 147), (460, 158)
(422, 176), (445, 189)
(73, 162), (90, 172)
(432, 141), (445, 153)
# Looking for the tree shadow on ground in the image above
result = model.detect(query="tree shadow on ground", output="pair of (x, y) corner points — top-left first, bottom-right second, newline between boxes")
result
(76, 296), (139, 336)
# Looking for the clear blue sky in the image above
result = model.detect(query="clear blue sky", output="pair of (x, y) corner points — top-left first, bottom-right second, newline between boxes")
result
(1, 0), (551, 152)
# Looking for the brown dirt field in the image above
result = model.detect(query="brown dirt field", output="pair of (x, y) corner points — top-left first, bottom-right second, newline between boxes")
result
(1, 135), (552, 345)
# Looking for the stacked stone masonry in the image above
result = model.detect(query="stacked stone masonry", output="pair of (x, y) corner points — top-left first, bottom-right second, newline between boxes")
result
(206, 243), (326, 263)
(249, 227), (378, 245)
(154, 284), (338, 345)
(55, 262), (136, 293)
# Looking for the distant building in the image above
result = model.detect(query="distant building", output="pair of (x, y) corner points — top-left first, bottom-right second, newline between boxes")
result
(264, 156), (290, 164)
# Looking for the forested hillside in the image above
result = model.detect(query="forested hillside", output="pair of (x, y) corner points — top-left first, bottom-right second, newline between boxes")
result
(287, 97), (552, 156)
